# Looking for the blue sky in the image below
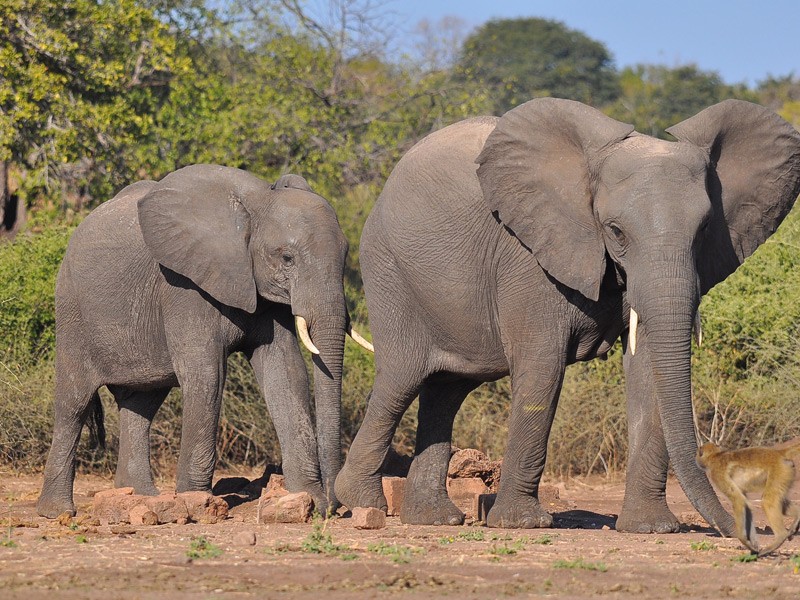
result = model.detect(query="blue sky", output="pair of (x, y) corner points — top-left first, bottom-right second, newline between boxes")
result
(392, 0), (799, 86)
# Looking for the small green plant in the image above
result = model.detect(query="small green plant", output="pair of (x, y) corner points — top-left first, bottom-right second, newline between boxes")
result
(790, 554), (800, 573)
(75, 535), (88, 544)
(655, 539), (665, 545)
(68, 521), (79, 531)
(187, 536), (222, 559)
(0, 538), (17, 548)
(690, 540), (717, 551)
(531, 534), (554, 545)
(438, 535), (455, 545)
(458, 529), (486, 542)
(367, 541), (423, 564)
(301, 516), (351, 557)
(553, 557), (608, 572)
(732, 553), (758, 563)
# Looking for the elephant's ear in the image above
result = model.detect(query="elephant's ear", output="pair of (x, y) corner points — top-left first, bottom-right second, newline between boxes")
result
(138, 186), (258, 313)
(666, 99), (800, 293)
(476, 98), (634, 301)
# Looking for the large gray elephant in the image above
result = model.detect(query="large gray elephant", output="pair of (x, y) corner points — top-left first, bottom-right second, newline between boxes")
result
(37, 165), (371, 518)
(335, 99), (800, 532)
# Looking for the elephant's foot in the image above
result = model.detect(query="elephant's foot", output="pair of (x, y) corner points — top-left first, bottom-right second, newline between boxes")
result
(36, 494), (75, 519)
(616, 504), (680, 534)
(334, 464), (387, 512)
(487, 494), (553, 529)
(400, 486), (464, 526)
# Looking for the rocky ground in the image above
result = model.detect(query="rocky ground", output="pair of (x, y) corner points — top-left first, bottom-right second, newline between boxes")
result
(1, 464), (799, 599)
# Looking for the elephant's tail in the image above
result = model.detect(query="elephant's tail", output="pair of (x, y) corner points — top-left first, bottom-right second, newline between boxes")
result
(86, 392), (106, 450)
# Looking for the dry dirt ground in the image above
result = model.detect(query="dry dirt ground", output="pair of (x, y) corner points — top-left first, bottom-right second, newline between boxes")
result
(1, 469), (799, 599)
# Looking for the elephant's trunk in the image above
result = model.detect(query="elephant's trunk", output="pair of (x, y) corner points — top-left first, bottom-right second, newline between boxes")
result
(305, 300), (346, 510)
(634, 266), (736, 536)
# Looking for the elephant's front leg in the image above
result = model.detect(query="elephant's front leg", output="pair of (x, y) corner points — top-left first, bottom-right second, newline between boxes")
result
(173, 352), (226, 493)
(248, 339), (328, 513)
(400, 378), (478, 525)
(615, 341), (681, 533)
(487, 353), (565, 528)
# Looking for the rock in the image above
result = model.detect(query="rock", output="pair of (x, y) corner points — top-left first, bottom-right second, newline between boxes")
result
(258, 491), (314, 524)
(448, 449), (502, 491)
(94, 487), (135, 499)
(129, 505), (159, 526)
(180, 491), (229, 524)
(381, 477), (406, 516)
(93, 492), (141, 525)
(264, 474), (287, 498)
(446, 477), (489, 519)
(233, 530), (257, 546)
(144, 493), (189, 524)
(351, 507), (386, 530)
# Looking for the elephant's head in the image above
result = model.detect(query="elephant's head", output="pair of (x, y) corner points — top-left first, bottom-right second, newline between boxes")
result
(476, 98), (800, 533)
(135, 165), (364, 503)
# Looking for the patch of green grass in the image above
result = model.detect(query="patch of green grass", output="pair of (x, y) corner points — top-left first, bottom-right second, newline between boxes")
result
(531, 534), (554, 545)
(488, 537), (527, 557)
(367, 541), (424, 564)
(0, 538), (17, 548)
(790, 554), (800, 573)
(553, 557), (608, 572)
(458, 529), (486, 542)
(186, 536), (222, 559)
(438, 535), (455, 545)
(75, 535), (88, 544)
(732, 553), (758, 563)
(301, 517), (352, 558)
(690, 540), (717, 551)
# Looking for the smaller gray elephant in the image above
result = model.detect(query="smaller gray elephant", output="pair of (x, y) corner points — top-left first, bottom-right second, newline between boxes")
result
(37, 164), (372, 519)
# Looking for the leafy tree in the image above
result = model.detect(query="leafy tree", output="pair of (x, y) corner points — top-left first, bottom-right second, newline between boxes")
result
(0, 0), (191, 225)
(605, 64), (755, 137)
(456, 17), (620, 114)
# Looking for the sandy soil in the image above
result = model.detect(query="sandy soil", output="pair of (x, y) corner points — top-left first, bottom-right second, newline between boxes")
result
(1, 469), (798, 599)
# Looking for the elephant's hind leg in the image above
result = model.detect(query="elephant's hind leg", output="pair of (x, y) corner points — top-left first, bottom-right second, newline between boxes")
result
(335, 367), (426, 512)
(38, 382), (102, 518)
(400, 378), (478, 525)
(110, 386), (170, 496)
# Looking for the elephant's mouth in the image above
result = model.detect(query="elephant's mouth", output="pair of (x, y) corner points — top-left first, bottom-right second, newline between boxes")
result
(294, 315), (373, 354)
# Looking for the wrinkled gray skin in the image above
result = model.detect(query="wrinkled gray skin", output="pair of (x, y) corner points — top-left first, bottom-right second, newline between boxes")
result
(37, 165), (348, 518)
(335, 99), (800, 532)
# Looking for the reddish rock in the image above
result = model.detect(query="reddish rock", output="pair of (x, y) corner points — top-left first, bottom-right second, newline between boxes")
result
(233, 530), (257, 546)
(94, 487), (135, 499)
(93, 493), (140, 525)
(145, 493), (189, 524)
(448, 449), (502, 491)
(129, 504), (158, 526)
(381, 477), (406, 516)
(179, 491), (229, 524)
(446, 477), (489, 519)
(351, 507), (386, 530)
(258, 491), (314, 524)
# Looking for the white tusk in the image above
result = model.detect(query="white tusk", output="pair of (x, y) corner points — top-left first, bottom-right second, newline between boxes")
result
(629, 308), (639, 356)
(348, 325), (374, 352)
(295, 316), (320, 355)
(693, 310), (703, 348)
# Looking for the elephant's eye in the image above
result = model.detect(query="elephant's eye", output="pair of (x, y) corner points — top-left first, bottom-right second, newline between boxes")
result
(281, 253), (294, 266)
(608, 224), (626, 245)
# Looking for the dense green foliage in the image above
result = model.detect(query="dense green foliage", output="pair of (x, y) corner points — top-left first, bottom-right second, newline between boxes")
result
(0, 2), (798, 476)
